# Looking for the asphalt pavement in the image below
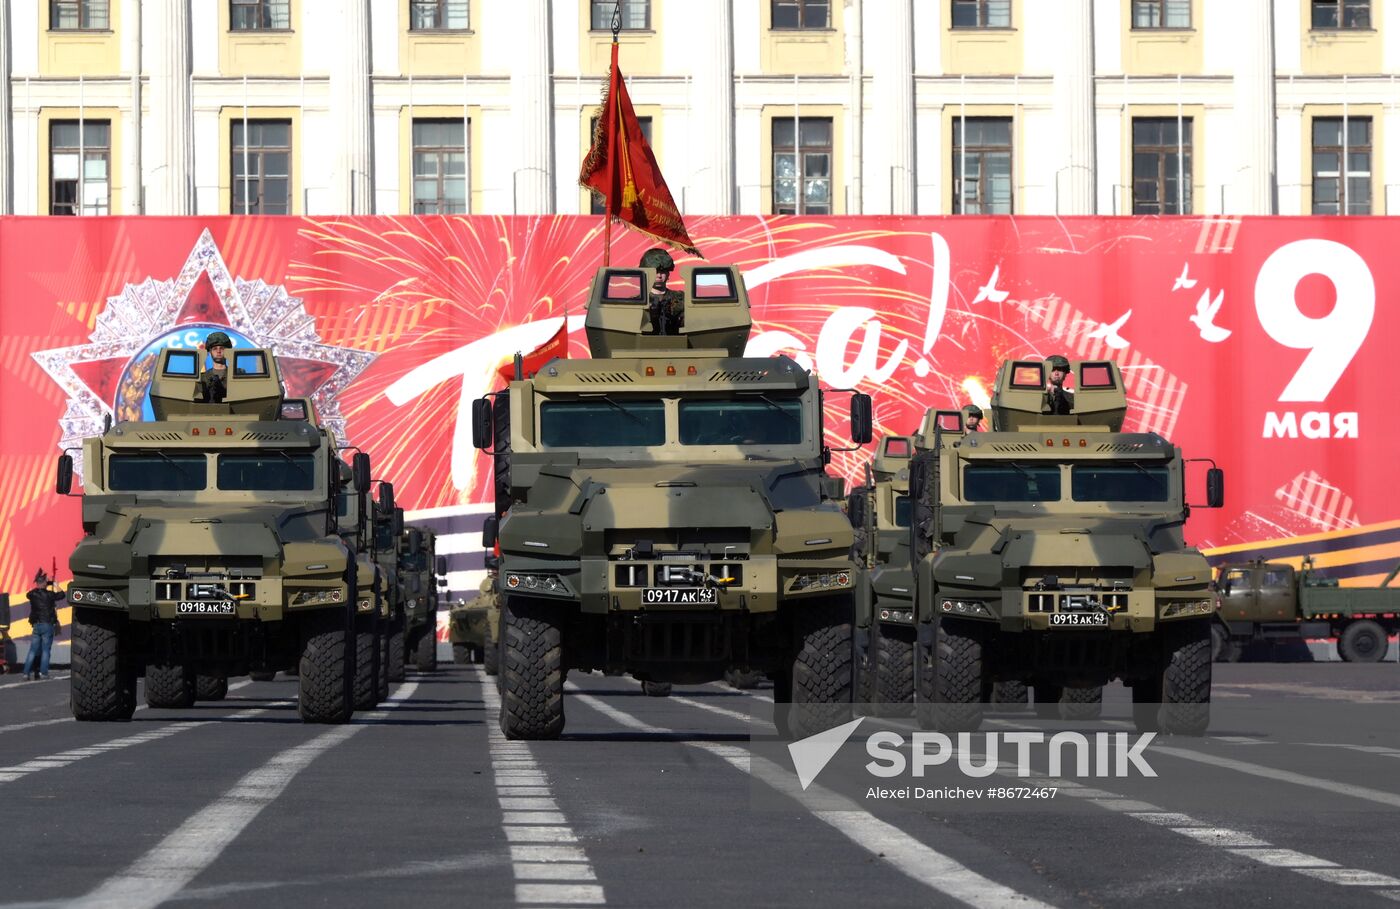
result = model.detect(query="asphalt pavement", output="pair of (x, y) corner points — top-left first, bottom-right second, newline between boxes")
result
(1, 659), (1397, 908)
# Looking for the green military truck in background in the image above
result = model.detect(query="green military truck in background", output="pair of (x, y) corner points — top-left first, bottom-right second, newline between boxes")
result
(907, 358), (1224, 734)
(473, 263), (871, 740)
(1213, 557), (1400, 662)
(400, 524), (446, 672)
(372, 492), (407, 681)
(57, 347), (371, 723)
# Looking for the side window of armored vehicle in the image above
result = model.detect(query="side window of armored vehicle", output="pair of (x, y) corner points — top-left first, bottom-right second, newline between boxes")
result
(109, 453), (207, 491)
(963, 463), (1061, 502)
(164, 351), (198, 376)
(281, 400), (308, 420)
(336, 492), (349, 517)
(692, 270), (737, 300)
(1220, 568), (1250, 594)
(894, 494), (912, 527)
(1261, 568), (1292, 588)
(540, 400), (665, 447)
(1070, 464), (1169, 502)
(233, 352), (268, 376)
(1010, 363), (1044, 388)
(604, 272), (647, 302)
(1079, 362), (1115, 388)
(375, 521), (393, 550)
(885, 438), (911, 457)
(678, 399), (803, 445)
(216, 452), (317, 490)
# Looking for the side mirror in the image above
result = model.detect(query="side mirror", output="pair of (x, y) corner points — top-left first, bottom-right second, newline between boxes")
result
(472, 398), (494, 449)
(850, 393), (873, 445)
(56, 454), (74, 496)
(352, 452), (371, 494)
(437, 577), (448, 587)
(378, 482), (395, 514)
(436, 555), (447, 575)
(408, 528), (423, 555)
(482, 515), (499, 549)
(1206, 468), (1225, 509)
(392, 507), (405, 538)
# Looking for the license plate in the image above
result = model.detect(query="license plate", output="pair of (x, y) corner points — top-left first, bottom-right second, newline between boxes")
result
(177, 601), (236, 616)
(1049, 611), (1108, 627)
(642, 588), (718, 606)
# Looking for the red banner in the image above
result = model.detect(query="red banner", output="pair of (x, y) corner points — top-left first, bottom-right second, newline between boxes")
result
(1, 215), (1394, 595)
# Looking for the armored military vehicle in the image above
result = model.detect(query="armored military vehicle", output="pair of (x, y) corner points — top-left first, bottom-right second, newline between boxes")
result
(907, 358), (1224, 734)
(57, 346), (369, 723)
(333, 464), (388, 708)
(450, 527), (500, 668)
(400, 525), (445, 672)
(473, 263), (871, 739)
(1213, 556), (1400, 662)
(371, 493), (407, 681)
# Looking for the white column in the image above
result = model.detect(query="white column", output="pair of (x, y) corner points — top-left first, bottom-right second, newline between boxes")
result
(146, 0), (192, 214)
(688, 0), (735, 214)
(872, 0), (914, 213)
(331, 0), (373, 213)
(511, 0), (553, 214)
(1232, 0), (1276, 214)
(0, 0), (14, 214)
(1053, 0), (1096, 214)
(122, 0), (142, 213)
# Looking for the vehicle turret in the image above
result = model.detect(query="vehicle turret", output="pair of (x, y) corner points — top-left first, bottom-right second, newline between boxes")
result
(584, 265), (752, 358)
(989, 358), (1127, 432)
(148, 347), (284, 421)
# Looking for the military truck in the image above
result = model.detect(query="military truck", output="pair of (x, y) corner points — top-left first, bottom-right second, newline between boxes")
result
(332, 463), (388, 708)
(400, 525), (445, 672)
(372, 493), (407, 681)
(1213, 557), (1400, 662)
(57, 346), (369, 723)
(472, 263), (871, 740)
(907, 358), (1224, 734)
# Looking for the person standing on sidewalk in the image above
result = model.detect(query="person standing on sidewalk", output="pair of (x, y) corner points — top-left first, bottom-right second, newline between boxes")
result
(23, 570), (64, 680)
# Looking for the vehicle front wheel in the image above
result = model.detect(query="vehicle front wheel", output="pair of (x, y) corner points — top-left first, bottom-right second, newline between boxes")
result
(499, 598), (565, 740)
(298, 610), (353, 724)
(195, 674), (228, 702)
(146, 663), (196, 709)
(1160, 620), (1212, 736)
(70, 608), (136, 722)
(1339, 620), (1388, 663)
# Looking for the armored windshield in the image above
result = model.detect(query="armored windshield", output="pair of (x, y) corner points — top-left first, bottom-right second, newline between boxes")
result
(1070, 465), (1170, 503)
(109, 453), (207, 491)
(894, 495), (912, 527)
(963, 464), (1061, 502)
(216, 453), (317, 491)
(678, 399), (803, 445)
(540, 400), (665, 448)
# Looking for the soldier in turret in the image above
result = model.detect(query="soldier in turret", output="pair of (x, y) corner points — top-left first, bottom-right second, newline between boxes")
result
(193, 331), (233, 404)
(1042, 354), (1074, 415)
(640, 248), (684, 336)
(964, 404), (984, 432)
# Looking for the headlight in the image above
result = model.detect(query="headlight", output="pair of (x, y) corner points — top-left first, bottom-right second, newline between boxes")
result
(356, 597), (373, 612)
(288, 587), (346, 606)
(504, 573), (567, 595)
(940, 599), (992, 618)
(69, 588), (121, 606)
(879, 607), (914, 624)
(1160, 599), (1214, 619)
(790, 571), (852, 593)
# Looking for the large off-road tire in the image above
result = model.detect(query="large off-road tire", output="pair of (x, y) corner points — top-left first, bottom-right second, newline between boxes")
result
(70, 608), (137, 722)
(196, 675), (229, 701)
(788, 596), (855, 739)
(1061, 685), (1103, 721)
(989, 680), (1030, 711)
(875, 623), (915, 717)
(298, 610), (353, 724)
(724, 668), (764, 690)
(641, 680), (672, 697)
(376, 620), (391, 702)
(925, 619), (985, 732)
(352, 614), (381, 710)
(248, 670), (277, 681)
(387, 617), (406, 683)
(145, 663), (197, 709)
(414, 625), (438, 672)
(499, 598), (565, 740)
(452, 643), (471, 664)
(1160, 620), (1212, 736)
(1339, 620), (1388, 663)
(483, 620), (500, 676)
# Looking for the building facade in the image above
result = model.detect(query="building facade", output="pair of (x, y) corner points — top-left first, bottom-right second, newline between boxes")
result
(0, 0), (1396, 218)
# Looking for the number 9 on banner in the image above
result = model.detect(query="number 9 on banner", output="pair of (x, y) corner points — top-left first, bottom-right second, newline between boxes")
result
(1254, 238), (1375, 402)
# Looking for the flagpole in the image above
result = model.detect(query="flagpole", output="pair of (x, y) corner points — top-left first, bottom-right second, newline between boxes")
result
(602, 4), (623, 266)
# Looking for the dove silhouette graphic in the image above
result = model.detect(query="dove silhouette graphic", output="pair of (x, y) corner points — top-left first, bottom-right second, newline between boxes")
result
(1172, 262), (1198, 292)
(1086, 310), (1132, 349)
(1190, 289), (1231, 343)
(972, 265), (1009, 304)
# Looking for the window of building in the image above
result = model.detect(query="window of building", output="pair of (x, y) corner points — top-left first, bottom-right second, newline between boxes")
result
(951, 0), (1011, 28)
(230, 0), (290, 30)
(952, 117), (1012, 214)
(50, 0), (109, 30)
(588, 115), (652, 215)
(1312, 117), (1371, 215)
(1131, 0), (1190, 28)
(1311, 0), (1371, 28)
(772, 0), (830, 29)
(231, 120), (291, 215)
(591, 0), (649, 30)
(1132, 117), (1192, 215)
(49, 121), (110, 216)
(413, 119), (467, 215)
(409, 0), (467, 30)
(772, 117), (832, 215)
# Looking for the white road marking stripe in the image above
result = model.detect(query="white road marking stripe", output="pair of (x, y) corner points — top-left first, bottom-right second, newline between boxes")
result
(571, 687), (1056, 909)
(1226, 848), (1338, 868)
(1151, 744), (1400, 809)
(477, 668), (605, 907)
(1171, 827), (1271, 847)
(0, 678), (254, 738)
(65, 683), (417, 909)
(1295, 869), (1400, 887)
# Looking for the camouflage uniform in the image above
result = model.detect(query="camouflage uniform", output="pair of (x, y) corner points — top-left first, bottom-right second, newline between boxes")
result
(1042, 355), (1074, 415)
(640, 248), (684, 335)
(195, 331), (232, 403)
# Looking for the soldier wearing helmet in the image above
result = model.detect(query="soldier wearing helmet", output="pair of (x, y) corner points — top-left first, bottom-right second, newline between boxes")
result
(963, 404), (984, 432)
(640, 247), (684, 336)
(1042, 354), (1074, 415)
(194, 330), (233, 403)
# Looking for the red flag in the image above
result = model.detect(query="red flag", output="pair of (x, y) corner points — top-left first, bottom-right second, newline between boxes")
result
(579, 44), (701, 257)
(496, 322), (569, 387)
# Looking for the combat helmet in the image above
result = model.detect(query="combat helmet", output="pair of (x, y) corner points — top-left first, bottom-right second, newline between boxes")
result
(1046, 354), (1070, 371)
(639, 248), (675, 272)
(205, 331), (233, 349)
